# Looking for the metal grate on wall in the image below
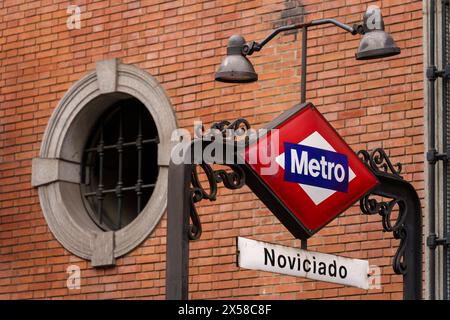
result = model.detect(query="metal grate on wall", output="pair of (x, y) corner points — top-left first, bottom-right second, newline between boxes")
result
(442, 0), (450, 300)
(81, 99), (159, 231)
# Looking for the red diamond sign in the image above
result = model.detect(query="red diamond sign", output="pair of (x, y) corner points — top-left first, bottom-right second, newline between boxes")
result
(241, 102), (378, 239)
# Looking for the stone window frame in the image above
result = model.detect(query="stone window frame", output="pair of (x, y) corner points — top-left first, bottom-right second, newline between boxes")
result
(32, 59), (177, 267)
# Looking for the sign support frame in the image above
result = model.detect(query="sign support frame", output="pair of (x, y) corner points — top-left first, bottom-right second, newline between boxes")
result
(358, 149), (423, 300)
(165, 121), (422, 300)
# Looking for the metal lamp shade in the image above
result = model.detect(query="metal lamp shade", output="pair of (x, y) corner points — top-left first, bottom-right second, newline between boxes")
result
(355, 30), (401, 60)
(215, 35), (258, 83)
(355, 5), (401, 60)
(215, 55), (258, 83)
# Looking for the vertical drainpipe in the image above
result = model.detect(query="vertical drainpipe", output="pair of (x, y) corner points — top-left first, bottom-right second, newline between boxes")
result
(441, 0), (448, 300)
(428, 0), (437, 300)
(441, 0), (450, 300)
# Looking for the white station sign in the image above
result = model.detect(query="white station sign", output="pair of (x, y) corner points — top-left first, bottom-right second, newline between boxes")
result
(237, 237), (371, 289)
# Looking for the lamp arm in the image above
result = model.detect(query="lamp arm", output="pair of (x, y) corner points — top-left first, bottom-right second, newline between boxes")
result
(243, 18), (362, 56)
(310, 18), (358, 34)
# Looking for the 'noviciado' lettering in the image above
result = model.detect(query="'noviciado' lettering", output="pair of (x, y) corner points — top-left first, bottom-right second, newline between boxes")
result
(264, 247), (348, 279)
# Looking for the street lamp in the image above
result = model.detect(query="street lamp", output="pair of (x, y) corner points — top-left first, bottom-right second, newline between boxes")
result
(165, 4), (421, 301)
(210, 5), (422, 300)
(215, 5), (400, 103)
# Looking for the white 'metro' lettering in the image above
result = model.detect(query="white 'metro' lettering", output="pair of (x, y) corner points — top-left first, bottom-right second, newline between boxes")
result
(290, 149), (346, 182)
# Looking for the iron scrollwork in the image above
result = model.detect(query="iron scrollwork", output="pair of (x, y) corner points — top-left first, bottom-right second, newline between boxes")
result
(358, 148), (402, 177)
(188, 119), (249, 240)
(358, 148), (407, 275)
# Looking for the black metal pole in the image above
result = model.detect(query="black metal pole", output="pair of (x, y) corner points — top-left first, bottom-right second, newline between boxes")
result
(301, 27), (308, 104)
(166, 158), (192, 300)
(165, 137), (247, 300)
(300, 27), (308, 251)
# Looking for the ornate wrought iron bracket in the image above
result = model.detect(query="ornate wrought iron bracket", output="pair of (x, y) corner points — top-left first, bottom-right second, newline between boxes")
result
(358, 148), (422, 300)
(166, 118), (250, 299)
(189, 163), (245, 240)
(166, 139), (422, 300)
(187, 119), (249, 241)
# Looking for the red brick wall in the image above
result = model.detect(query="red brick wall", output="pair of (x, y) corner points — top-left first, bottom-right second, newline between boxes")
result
(0, 0), (424, 299)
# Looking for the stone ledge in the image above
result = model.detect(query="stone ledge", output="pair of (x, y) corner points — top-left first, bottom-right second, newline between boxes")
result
(32, 158), (80, 187)
(91, 231), (115, 267)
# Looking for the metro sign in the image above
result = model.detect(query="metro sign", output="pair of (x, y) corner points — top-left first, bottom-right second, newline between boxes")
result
(241, 102), (378, 239)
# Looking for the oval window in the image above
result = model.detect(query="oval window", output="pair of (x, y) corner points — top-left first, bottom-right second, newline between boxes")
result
(81, 98), (159, 231)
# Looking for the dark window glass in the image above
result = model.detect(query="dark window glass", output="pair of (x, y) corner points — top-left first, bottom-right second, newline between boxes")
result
(81, 98), (159, 231)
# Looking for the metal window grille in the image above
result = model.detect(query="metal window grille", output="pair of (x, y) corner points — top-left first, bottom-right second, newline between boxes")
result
(81, 99), (159, 231)
(443, 0), (450, 300)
